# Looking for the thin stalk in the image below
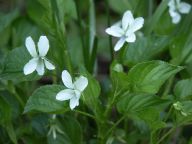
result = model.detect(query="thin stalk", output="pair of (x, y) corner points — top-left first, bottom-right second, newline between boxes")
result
(157, 127), (175, 144)
(51, 0), (73, 74)
(105, 115), (126, 138)
(148, 0), (153, 18)
(7, 81), (24, 108)
(163, 106), (173, 122)
(105, 0), (114, 61)
(90, 37), (98, 73)
(161, 76), (174, 98)
(74, 0), (89, 69)
(74, 110), (96, 120)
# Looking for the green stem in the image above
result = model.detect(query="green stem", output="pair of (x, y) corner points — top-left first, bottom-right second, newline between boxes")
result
(105, 0), (114, 61)
(164, 106), (173, 122)
(162, 76), (174, 98)
(7, 81), (24, 108)
(105, 115), (126, 138)
(148, 0), (153, 18)
(74, 0), (89, 69)
(156, 127), (175, 144)
(74, 110), (96, 120)
(90, 37), (98, 73)
(51, 0), (73, 74)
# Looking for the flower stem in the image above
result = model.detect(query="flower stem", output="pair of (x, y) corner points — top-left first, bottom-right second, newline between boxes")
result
(105, 115), (126, 138)
(105, 0), (114, 61)
(157, 127), (175, 144)
(74, 110), (96, 120)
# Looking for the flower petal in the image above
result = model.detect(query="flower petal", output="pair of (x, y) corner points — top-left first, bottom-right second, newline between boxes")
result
(38, 36), (49, 57)
(36, 59), (45, 75)
(56, 89), (74, 101)
(172, 13), (181, 24)
(69, 96), (79, 110)
(122, 10), (134, 30)
(105, 26), (124, 37)
(62, 70), (74, 89)
(126, 33), (136, 43)
(74, 90), (81, 99)
(74, 76), (88, 92)
(179, 2), (191, 14)
(114, 37), (126, 51)
(23, 58), (38, 75)
(44, 59), (55, 70)
(25, 36), (38, 57)
(130, 17), (144, 33)
(169, 8), (178, 17)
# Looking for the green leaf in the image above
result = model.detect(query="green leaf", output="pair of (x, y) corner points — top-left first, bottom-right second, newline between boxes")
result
(170, 26), (192, 65)
(27, 0), (53, 32)
(57, 0), (77, 21)
(82, 72), (101, 111)
(0, 47), (39, 82)
(137, 108), (166, 131)
(110, 62), (130, 94)
(0, 96), (17, 144)
(154, 11), (174, 35)
(145, 0), (169, 35)
(117, 93), (167, 114)
(24, 85), (68, 113)
(0, 9), (19, 32)
(174, 78), (192, 100)
(127, 61), (183, 94)
(89, 0), (96, 51)
(107, 0), (132, 14)
(120, 36), (170, 66)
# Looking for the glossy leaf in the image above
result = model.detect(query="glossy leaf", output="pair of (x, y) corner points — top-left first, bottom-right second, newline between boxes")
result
(127, 61), (183, 94)
(82, 72), (101, 111)
(117, 93), (167, 114)
(0, 47), (39, 82)
(120, 36), (169, 66)
(24, 85), (68, 113)
(174, 78), (192, 99)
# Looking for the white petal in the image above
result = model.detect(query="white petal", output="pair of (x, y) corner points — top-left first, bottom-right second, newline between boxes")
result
(114, 37), (126, 51)
(25, 36), (37, 57)
(56, 89), (74, 101)
(129, 17), (144, 33)
(169, 9), (178, 17)
(126, 33), (136, 43)
(74, 76), (88, 92)
(23, 58), (38, 75)
(168, 0), (174, 8)
(105, 26), (124, 37)
(172, 13), (181, 24)
(44, 59), (55, 70)
(122, 11), (134, 30)
(38, 36), (49, 57)
(179, 2), (191, 14)
(62, 70), (74, 89)
(74, 90), (81, 99)
(69, 96), (79, 110)
(36, 59), (45, 75)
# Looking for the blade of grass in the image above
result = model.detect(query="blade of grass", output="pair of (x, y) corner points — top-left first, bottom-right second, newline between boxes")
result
(145, 0), (169, 35)
(90, 37), (98, 73)
(105, 0), (114, 61)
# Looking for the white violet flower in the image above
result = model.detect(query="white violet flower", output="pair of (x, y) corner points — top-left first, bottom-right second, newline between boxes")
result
(105, 10), (144, 51)
(23, 36), (55, 76)
(168, 0), (191, 24)
(56, 70), (88, 110)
